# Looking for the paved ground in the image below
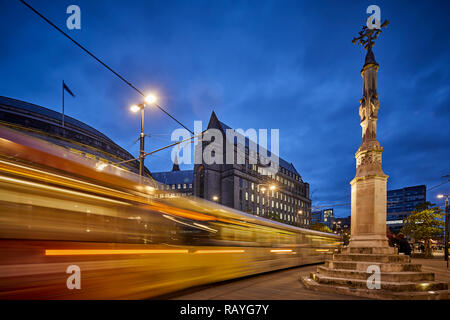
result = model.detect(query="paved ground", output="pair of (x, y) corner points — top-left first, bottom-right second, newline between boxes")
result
(171, 264), (367, 300)
(171, 259), (449, 300)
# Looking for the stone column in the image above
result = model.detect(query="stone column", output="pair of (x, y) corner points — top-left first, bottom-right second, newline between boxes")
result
(349, 47), (389, 248)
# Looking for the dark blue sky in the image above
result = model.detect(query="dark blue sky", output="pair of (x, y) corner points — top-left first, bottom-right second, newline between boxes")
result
(1, 0), (449, 217)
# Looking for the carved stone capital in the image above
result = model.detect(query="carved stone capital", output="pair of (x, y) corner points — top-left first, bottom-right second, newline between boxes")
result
(355, 148), (385, 177)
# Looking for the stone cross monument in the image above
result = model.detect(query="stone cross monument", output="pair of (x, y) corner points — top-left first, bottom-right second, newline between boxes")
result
(301, 19), (449, 299)
(349, 21), (390, 249)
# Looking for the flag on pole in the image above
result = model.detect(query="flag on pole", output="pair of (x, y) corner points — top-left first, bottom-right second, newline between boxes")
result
(62, 80), (75, 127)
(63, 81), (75, 97)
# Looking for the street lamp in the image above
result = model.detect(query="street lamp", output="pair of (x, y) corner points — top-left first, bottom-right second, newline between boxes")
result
(129, 94), (157, 177)
(437, 194), (449, 268)
(212, 195), (219, 202)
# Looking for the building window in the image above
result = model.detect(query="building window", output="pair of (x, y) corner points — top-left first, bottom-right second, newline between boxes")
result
(251, 194), (254, 202)
(189, 184), (192, 188)
(172, 184), (175, 189)
(245, 192), (248, 201)
(251, 182), (254, 190)
(256, 207), (260, 215)
(183, 184), (186, 189)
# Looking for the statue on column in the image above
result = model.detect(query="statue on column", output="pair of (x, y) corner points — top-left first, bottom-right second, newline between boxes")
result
(353, 20), (389, 149)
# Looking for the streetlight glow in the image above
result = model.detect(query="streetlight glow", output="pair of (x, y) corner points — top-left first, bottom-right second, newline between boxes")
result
(145, 94), (157, 104)
(212, 196), (219, 201)
(130, 104), (141, 113)
(269, 185), (276, 191)
(95, 162), (108, 171)
(437, 194), (444, 199)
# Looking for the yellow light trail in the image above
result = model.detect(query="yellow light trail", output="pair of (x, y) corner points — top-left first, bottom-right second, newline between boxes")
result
(45, 249), (189, 256)
(315, 249), (330, 252)
(270, 249), (293, 253)
(194, 250), (245, 254)
(0, 175), (130, 205)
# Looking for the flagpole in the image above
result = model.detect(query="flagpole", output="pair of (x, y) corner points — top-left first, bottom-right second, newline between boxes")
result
(62, 80), (65, 127)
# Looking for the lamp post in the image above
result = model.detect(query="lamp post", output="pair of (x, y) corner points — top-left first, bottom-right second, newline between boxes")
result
(130, 94), (157, 177)
(437, 194), (449, 268)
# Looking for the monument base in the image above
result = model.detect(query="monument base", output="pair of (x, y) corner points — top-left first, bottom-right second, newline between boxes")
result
(348, 234), (390, 249)
(301, 247), (449, 300)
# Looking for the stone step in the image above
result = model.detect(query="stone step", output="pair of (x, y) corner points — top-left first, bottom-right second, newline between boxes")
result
(310, 272), (448, 292)
(333, 253), (410, 263)
(300, 276), (450, 300)
(317, 266), (434, 282)
(342, 247), (397, 255)
(325, 260), (422, 272)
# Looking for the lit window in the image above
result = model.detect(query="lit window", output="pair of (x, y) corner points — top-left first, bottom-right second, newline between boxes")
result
(245, 192), (248, 201)
(251, 194), (254, 202)
(189, 184), (192, 188)
(172, 184), (175, 189)
(183, 184), (186, 189)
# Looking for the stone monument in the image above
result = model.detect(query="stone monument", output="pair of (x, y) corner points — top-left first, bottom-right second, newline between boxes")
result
(301, 20), (449, 299)
(349, 21), (390, 250)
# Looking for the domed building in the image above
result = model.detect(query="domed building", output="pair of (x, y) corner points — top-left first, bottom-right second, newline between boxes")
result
(0, 96), (150, 176)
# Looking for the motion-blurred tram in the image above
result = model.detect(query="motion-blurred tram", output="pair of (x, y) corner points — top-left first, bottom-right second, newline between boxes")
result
(0, 126), (341, 299)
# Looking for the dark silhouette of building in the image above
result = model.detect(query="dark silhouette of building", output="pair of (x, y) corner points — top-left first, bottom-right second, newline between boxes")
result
(152, 163), (194, 197)
(311, 208), (334, 228)
(387, 185), (426, 233)
(193, 112), (311, 227)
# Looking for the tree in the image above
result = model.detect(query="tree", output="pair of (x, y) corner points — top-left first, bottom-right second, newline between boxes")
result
(310, 223), (332, 233)
(401, 202), (444, 258)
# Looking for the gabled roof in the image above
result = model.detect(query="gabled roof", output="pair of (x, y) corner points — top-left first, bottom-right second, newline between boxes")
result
(207, 111), (300, 177)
